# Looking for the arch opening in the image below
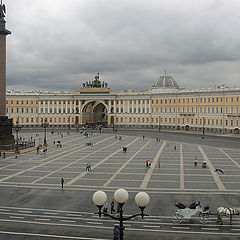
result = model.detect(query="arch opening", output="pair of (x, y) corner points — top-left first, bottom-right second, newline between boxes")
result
(82, 101), (108, 127)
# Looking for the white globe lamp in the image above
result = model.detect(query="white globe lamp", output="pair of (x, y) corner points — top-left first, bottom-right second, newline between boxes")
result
(135, 192), (150, 207)
(114, 188), (129, 204)
(92, 191), (107, 206)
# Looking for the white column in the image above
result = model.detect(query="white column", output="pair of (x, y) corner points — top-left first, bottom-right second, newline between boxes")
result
(47, 101), (50, 114)
(140, 100), (143, 113)
(79, 100), (82, 114)
(43, 101), (46, 114)
(73, 101), (76, 113)
(61, 101), (63, 113)
(38, 101), (41, 114)
(128, 100), (130, 113)
(114, 101), (116, 113)
(136, 100), (138, 113)
(70, 101), (72, 113)
(123, 100), (125, 113)
(52, 101), (54, 113)
(149, 100), (151, 113)
(108, 101), (111, 113)
(119, 101), (121, 113)
(57, 101), (59, 114)
(65, 101), (68, 113)
(144, 100), (147, 114)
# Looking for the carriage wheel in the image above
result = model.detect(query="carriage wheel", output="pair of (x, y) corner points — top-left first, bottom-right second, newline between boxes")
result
(199, 212), (209, 224)
(172, 212), (183, 223)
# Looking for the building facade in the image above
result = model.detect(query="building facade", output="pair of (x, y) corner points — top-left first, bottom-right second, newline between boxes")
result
(6, 75), (240, 134)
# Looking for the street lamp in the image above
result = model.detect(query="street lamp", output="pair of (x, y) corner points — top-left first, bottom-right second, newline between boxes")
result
(112, 116), (115, 131)
(42, 117), (49, 146)
(93, 188), (150, 240)
(202, 117), (205, 139)
(68, 116), (71, 130)
(158, 116), (161, 132)
(13, 117), (21, 154)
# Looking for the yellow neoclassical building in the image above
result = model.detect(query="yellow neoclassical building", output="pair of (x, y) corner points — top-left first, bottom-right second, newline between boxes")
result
(6, 75), (240, 134)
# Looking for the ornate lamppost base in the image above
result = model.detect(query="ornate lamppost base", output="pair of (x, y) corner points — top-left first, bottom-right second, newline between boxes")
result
(0, 116), (14, 150)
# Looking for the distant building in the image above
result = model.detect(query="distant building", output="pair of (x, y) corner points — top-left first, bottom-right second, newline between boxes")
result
(6, 75), (240, 134)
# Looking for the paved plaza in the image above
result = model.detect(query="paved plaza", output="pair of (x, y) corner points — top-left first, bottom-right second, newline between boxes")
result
(0, 129), (240, 239)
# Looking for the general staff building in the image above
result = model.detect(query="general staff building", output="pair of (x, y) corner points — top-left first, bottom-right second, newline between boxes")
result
(6, 75), (240, 134)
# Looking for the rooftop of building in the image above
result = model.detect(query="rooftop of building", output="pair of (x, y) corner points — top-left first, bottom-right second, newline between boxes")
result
(6, 74), (240, 96)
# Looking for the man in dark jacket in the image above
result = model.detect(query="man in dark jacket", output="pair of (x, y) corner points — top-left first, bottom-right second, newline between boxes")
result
(113, 226), (120, 240)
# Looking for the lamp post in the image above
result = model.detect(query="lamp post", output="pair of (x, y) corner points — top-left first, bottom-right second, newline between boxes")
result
(158, 116), (161, 132)
(202, 117), (205, 139)
(112, 116), (115, 131)
(93, 188), (150, 240)
(42, 117), (49, 146)
(68, 116), (71, 130)
(13, 117), (21, 154)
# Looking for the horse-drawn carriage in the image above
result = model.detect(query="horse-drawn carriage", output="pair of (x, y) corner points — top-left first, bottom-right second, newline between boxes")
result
(172, 201), (209, 224)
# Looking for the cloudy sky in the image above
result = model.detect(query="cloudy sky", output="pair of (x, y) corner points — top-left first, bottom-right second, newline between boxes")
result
(4, 0), (240, 91)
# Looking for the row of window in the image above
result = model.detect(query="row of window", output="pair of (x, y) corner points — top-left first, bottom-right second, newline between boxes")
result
(40, 100), (78, 105)
(151, 106), (239, 114)
(115, 117), (238, 127)
(151, 97), (239, 104)
(7, 108), (38, 114)
(7, 105), (240, 115)
(114, 96), (240, 105)
(113, 106), (240, 114)
(6, 96), (240, 108)
(39, 108), (76, 114)
(7, 100), (37, 105)
(14, 117), (75, 124)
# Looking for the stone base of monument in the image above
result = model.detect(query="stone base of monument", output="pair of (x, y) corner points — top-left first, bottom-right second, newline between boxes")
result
(0, 116), (15, 150)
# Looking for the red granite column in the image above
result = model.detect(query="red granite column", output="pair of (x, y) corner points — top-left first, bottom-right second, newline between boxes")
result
(0, 34), (6, 116)
(0, 2), (14, 150)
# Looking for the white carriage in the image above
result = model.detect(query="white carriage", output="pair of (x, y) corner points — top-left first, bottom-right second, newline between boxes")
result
(172, 201), (209, 224)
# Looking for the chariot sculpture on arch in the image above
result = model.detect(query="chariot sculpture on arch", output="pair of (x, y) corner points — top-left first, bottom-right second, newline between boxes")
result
(82, 73), (108, 88)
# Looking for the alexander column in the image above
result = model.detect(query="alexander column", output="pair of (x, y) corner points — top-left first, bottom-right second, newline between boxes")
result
(0, 1), (14, 150)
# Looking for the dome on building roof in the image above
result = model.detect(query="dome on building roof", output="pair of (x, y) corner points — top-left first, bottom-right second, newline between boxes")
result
(152, 75), (179, 89)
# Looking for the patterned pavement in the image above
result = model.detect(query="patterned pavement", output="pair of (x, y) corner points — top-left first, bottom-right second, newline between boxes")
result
(0, 130), (240, 193)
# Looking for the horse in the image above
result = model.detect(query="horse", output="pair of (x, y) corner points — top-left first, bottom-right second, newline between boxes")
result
(217, 207), (240, 225)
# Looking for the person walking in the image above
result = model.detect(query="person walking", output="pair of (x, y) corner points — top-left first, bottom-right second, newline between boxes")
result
(194, 156), (198, 166)
(61, 178), (64, 189)
(111, 199), (115, 214)
(86, 163), (89, 171)
(194, 159), (197, 166)
(146, 160), (149, 167)
(88, 162), (92, 172)
(3, 152), (5, 158)
(113, 226), (120, 240)
(103, 202), (109, 214)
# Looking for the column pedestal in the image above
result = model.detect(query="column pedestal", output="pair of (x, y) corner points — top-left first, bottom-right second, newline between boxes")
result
(0, 116), (14, 150)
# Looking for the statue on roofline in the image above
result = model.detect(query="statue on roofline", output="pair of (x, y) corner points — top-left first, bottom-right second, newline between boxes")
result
(82, 73), (109, 88)
(0, 1), (6, 19)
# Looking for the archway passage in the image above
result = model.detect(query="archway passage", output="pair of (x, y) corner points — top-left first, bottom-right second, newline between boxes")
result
(185, 125), (190, 131)
(82, 101), (108, 126)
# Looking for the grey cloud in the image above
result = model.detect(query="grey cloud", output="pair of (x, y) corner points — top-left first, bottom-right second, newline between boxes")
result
(4, 0), (240, 91)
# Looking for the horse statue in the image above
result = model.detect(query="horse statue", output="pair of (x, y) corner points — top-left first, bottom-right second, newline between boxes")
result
(217, 207), (240, 225)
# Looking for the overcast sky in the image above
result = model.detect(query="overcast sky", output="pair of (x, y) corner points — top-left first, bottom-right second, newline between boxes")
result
(4, 0), (240, 91)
